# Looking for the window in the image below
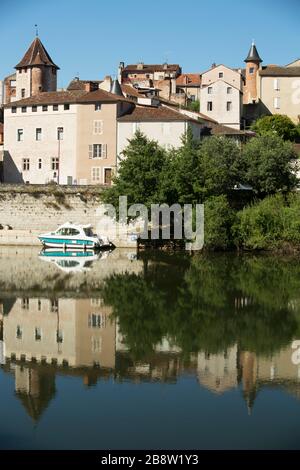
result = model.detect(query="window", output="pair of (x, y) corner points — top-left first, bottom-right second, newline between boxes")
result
(17, 129), (24, 141)
(56, 330), (64, 344)
(91, 167), (101, 183)
(57, 127), (64, 140)
(32, 105), (37, 112)
(93, 120), (103, 134)
(249, 67), (255, 74)
(274, 79), (280, 91)
(64, 104), (70, 110)
(35, 327), (42, 341)
(21, 88), (25, 98)
(226, 101), (232, 111)
(218, 72), (223, 78)
(88, 144), (107, 159)
(51, 158), (59, 171)
(38, 159), (42, 170)
(12, 107), (17, 113)
(207, 101), (213, 111)
(88, 314), (106, 329)
(95, 103), (101, 111)
(227, 87), (232, 94)
(21, 106), (27, 113)
(10, 79), (16, 87)
(38, 299), (41, 310)
(274, 97), (280, 109)
(21, 298), (29, 309)
(53, 104), (58, 111)
(36, 128), (42, 141)
(22, 158), (30, 171)
(91, 337), (102, 353)
(207, 87), (213, 94)
(16, 326), (22, 340)
(42, 105), (48, 111)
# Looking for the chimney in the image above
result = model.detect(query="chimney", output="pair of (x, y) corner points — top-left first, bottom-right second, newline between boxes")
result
(99, 76), (112, 92)
(171, 76), (177, 95)
(163, 62), (168, 70)
(137, 62), (144, 70)
(84, 82), (92, 92)
(211, 62), (216, 69)
(118, 62), (125, 83)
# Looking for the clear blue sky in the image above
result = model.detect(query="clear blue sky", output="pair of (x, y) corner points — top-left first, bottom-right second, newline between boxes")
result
(1, 0), (299, 88)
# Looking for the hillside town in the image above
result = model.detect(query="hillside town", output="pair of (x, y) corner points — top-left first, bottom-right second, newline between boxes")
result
(0, 36), (299, 186)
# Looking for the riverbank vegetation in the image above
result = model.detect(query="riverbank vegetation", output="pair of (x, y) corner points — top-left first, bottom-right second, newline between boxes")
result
(103, 118), (300, 251)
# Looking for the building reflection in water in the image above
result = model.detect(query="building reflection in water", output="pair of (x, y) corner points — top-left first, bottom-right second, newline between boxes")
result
(1, 296), (300, 421)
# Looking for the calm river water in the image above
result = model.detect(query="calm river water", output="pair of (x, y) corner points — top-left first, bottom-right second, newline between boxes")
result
(0, 247), (300, 449)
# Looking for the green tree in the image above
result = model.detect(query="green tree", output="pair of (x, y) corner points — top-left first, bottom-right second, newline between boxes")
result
(242, 135), (298, 196)
(102, 131), (168, 210)
(163, 127), (201, 205)
(204, 196), (233, 250)
(251, 114), (299, 141)
(198, 136), (242, 199)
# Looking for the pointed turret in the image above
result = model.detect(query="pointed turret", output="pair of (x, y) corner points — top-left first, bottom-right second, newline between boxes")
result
(15, 37), (59, 70)
(243, 41), (262, 105)
(14, 36), (59, 100)
(245, 41), (262, 63)
(110, 79), (123, 97)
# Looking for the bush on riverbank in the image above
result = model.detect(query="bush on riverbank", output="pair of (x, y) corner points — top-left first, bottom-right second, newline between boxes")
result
(233, 193), (300, 250)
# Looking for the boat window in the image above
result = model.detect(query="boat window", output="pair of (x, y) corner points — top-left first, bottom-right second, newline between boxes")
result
(83, 228), (94, 237)
(56, 228), (80, 236)
(58, 260), (80, 268)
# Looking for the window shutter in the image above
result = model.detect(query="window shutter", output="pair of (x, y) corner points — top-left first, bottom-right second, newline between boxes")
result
(102, 144), (107, 159)
(89, 145), (93, 159)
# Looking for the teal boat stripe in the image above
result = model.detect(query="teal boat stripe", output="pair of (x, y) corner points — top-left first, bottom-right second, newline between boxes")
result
(39, 237), (94, 245)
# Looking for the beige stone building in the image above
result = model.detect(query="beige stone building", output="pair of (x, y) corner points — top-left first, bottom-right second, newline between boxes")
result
(200, 64), (244, 129)
(3, 297), (115, 368)
(243, 42), (300, 125)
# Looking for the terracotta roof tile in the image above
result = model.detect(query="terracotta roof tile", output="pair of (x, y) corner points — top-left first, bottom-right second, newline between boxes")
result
(118, 105), (203, 124)
(123, 64), (181, 73)
(15, 37), (59, 69)
(176, 74), (201, 86)
(4, 90), (86, 107)
(259, 65), (300, 76)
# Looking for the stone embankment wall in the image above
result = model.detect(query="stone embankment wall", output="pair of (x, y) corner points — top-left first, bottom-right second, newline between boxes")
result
(0, 185), (137, 247)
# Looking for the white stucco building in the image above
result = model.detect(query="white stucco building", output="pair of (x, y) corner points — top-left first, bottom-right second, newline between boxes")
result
(200, 64), (243, 130)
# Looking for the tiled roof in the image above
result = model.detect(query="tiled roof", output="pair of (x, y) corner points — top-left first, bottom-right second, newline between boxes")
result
(209, 123), (255, 136)
(78, 88), (132, 103)
(118, 105), (202, 124)
(123, 64), (181, 73)
(259, 66), (300, 76)
(15, 37), (59, 69)
(121, 84), (144, 98)
(4, 73), (16, 82)
(176, 74), (201, 86)
(67, 79), (102, 91)
(4, 90), (86, 107)
(4, 88), (132, 108)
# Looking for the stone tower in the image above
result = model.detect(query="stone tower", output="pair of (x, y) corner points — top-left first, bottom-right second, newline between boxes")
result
(14, 36), (59, 101)
(243, 41), (262, 104)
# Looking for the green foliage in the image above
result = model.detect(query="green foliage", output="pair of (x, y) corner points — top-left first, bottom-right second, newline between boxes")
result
(251, 114), (299, 141)
(100, 253), (300, 360)
(233, 193), (300, 250)
(186, 100), (200, 112)
(102, 130), (168, 210)
(241, 134), (298, 195)
(198, 136), (242, 199)
(204, 196), (233, 250)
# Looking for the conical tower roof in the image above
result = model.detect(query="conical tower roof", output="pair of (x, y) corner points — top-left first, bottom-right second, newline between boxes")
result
(245, 42), (262, 63)
(110, 79), (124, 97)
(15, 37), (59, 69)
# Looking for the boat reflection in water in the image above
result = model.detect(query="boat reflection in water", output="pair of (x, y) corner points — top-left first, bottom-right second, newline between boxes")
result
(39, 248), (113, 273)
